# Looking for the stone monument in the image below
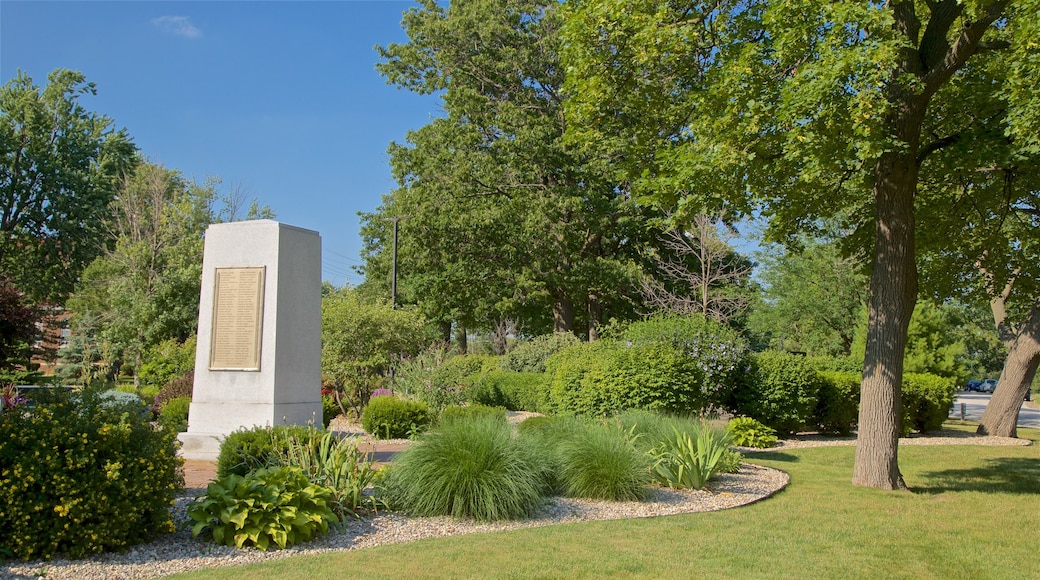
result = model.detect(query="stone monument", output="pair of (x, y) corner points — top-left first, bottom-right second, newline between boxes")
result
(178, 220), (322, 460)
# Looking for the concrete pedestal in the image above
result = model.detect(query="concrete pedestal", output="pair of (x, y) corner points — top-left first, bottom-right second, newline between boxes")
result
(179, 220), (321, 460)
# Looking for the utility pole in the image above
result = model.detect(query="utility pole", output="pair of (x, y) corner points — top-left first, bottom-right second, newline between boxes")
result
(385, 216), (407, 309)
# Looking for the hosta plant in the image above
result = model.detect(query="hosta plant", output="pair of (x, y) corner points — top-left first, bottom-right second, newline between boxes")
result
(726, 416), (779, 449)
(649, 423), (733, 490)
(187, 466), (337, 551)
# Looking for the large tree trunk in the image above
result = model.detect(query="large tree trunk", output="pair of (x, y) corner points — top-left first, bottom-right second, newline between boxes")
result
(977, 305), (1040, 438)
(852, 144), (920, 491)
(553, 296), (574, 333)
(587, 294), (601, 341)
(454, 323), (467, 354)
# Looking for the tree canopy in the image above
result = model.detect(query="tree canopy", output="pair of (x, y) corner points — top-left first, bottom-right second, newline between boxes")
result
(561, 0), (1039, 488)
(1, 69), (137, 303)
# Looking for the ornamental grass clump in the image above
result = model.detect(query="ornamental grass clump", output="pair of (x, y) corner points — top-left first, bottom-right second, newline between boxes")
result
(553, 420), (651, 501)
(379, 416), (544, 521)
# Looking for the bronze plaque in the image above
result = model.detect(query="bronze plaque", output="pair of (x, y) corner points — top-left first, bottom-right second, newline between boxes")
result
(209, 267), (265, 371)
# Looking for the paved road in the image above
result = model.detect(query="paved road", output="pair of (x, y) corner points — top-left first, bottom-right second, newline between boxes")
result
(950, 391), (1040, 428)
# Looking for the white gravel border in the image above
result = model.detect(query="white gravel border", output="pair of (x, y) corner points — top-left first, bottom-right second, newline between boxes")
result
(3, 464), (788, 580)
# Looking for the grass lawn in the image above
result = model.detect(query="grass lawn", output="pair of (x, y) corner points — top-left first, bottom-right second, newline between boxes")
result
(171, 424), (1040, 580)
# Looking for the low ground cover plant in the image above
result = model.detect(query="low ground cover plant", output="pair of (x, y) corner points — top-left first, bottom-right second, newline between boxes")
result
(726, 416), (779, 449)
(0, 389), (182, 560)
(187, 465), (337, 551)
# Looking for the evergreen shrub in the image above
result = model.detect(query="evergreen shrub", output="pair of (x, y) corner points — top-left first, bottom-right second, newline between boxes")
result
(0, 391), (183, 560)
(500, 333), (580, 373)
(733, 351), (823, 436)
(380, 416), (544, 521)
(217, 425), (316, 479)
(815, 371), (861, 435)
(902, 373), (957, 435)
(361, 396), (432, 439)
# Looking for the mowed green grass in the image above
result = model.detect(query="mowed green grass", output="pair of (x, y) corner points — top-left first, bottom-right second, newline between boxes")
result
(171, 425), (1040, 580)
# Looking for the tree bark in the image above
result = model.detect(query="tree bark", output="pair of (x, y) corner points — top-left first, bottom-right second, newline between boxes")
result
(553, 296), (574, 333)
(587, 294), (601, 341)
(454, 323), (467, 354)
(853, 146), (919, 491)
(977, 305), (1040, 438)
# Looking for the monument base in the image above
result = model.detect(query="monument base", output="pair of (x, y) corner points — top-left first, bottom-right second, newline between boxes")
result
(177, 432), (223, 461)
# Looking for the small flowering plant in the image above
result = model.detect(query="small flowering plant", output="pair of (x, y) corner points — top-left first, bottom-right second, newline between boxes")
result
(370, 388), (394, 399)
(1, 383), (28, 412)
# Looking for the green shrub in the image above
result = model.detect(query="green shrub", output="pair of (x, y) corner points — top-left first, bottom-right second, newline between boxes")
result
(649, 423), (734, 490)
(500, 333), (581, 373)
(322, 395), (340, 428)
(515, 414), (566, 438)
(361, 396), (433, 439)
(138, 335), (197, 388)
(158, 396), (191, 433)
(95, 389), (152, 422)
(732, 351), (823, 436)
(464, 370), (546, 412)
(553, 420), (651, 501)
(0, 391), (182, 560)
(187, 466), (337, 551)
(395, 350), (498, 411)
(544, 340), (707, 417)
(217, 425), (316, 479)
(619, 313), (751, 411)
(440, 404), (507, 425)
(274, 430), (380, 519)
(726, 416), (779, 449)
(902, 373), (957, 435)
(816, 371), (861, 435)
(806, 355), (863, 374)
(151, 370), (193, 414)
(379, 416), (544, 521)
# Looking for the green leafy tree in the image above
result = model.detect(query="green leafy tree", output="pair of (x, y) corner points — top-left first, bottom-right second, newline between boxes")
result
(749, 239), (868, 357)
(1, 69), (136, 303)
(321, 286), (433, 416)
(364, 0), (648, 340)
(562, 0), (1038, 489)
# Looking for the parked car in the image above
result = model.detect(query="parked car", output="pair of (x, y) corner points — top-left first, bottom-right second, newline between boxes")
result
(965, 379), (982, 392)
(980, 379), (998, 393)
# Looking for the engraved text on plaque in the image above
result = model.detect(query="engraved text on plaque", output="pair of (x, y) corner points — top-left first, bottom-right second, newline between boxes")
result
(209, 267), (265, 370)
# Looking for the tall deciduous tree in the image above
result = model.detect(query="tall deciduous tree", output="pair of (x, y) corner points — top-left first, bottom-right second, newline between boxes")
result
(1, 69), (136, 303)
(750, 240), (868, 357)
(562, 0), (1038, 488)
(365, 0), (647, 339)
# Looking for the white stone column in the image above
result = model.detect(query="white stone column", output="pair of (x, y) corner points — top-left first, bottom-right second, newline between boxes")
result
(178, 220), (322, 460)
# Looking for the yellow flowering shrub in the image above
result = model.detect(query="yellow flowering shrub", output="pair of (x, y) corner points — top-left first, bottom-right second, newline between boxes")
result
(0, 390), (183, 560)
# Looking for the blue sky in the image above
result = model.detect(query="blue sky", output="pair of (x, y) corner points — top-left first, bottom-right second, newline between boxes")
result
(1, 0), (441, 287)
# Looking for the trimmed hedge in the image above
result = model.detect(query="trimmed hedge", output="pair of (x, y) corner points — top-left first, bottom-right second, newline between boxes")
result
(544, 340), (706, 417)
(902, 373), (957, 435)
(0, 390), (183, 560)
(732, 351), (823, 436)
(440, 404), (507, 425)
(361, 396), (432, 439)
(815, 371), (860, 435)
(464, 370), (546, 412)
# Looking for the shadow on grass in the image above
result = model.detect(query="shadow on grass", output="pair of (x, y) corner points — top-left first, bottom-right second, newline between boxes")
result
(915, 457), (1040, 495)
(740, 450), (800, 463)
